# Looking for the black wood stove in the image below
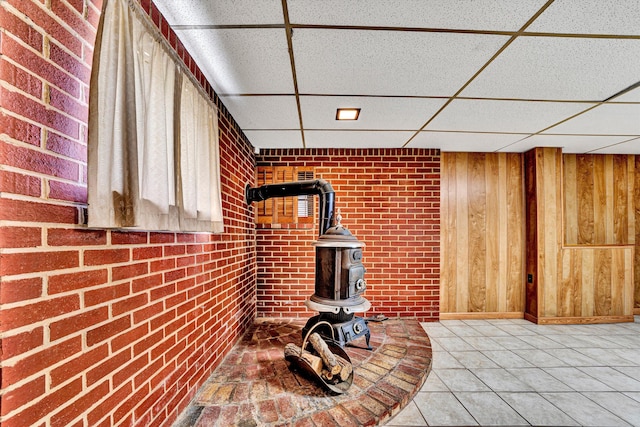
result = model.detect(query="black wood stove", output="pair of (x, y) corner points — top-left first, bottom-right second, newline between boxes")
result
(246, 180), (372, 349)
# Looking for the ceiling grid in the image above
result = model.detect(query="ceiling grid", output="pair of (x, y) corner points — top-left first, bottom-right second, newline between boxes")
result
(154, 0), (640, 153)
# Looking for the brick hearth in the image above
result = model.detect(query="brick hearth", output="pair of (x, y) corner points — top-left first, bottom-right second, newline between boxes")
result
(174, 318), (432, 426)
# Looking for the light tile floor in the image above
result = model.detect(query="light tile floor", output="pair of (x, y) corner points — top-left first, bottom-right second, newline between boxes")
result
(385, 316), (640, 426)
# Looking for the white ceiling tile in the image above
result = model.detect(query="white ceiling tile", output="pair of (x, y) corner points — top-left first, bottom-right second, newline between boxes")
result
(175, 29), (293, 95)
(612, 86), (640, 103)
(244, 130), (303, 149)
(504, 134), (635, 153)
(589, 137), (640, 154)
(527, 0), (640, 35)
(409, 131), (526, 152)
(427, 99), (593, 133)
(220, 96), (299, 129)
(300, 96), (447, 130)
(543, 103), (640, 135)
(304, 131), (414, 148)
(293, 29), (508, 96)
(461, 37), (640, 101)
(153, 0), (283, 26)
(287, 0), (546, 31)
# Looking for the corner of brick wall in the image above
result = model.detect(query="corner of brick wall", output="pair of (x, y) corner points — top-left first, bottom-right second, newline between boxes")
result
(0, 1), (256, 426)
(255, 148), (440, 322)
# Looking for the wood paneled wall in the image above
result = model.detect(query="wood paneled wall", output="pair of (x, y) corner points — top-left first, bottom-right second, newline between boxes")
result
(564, 154), (635, 246)
(636, 156), (640, 310)
(441, 152), (525, 318)
(525, 148), (634, 324)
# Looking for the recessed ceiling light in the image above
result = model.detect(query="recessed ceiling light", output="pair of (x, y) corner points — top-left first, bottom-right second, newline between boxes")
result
(336, 108), (360, 121)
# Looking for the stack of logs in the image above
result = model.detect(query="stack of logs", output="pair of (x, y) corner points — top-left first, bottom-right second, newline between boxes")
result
(284, 332), (352, 384)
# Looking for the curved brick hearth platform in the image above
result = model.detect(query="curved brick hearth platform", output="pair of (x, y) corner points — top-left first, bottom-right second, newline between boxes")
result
(174, 318), (432, 426)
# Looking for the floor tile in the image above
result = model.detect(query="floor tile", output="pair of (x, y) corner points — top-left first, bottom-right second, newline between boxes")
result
(512, 349), (567, 367)
(420, 372), (449, 392)
(462, 336), (506, 351)
(498, 392), (580, 426)
(520, 334), (566, 349)
(449, 351), (499, 369)
(615, 366), (640, 382)
(543, 348), (602, 366)
(495, 324), (538, 335)
(481, 350), (534, 368)
(507, 368), (573, 392)
(413, 392), (478, 426)
(544, 367), (614, 391)
(582, 392), (640, 426)
(446, 325), (483, 337)
(577, 366), (640, 391)
(384, 401), (427, 426)
(491, 336), (535, 350)
(540, 392), (631, 426)
(471, 368), (534, 392)
(435, 369), (491, 392)
(431, 351), (465, 369)
(578, 347), (639, 366)
(470, 325), (512, 337)
(454, 392), (527, 426)
(437, 337), (476, 352)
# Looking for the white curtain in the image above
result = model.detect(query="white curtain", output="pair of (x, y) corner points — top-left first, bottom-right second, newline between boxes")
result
(179, 77), (224, 233)
(88, 0), (224, 233)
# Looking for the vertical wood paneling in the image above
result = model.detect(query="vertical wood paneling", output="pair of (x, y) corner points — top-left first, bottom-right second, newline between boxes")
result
(581, 249), (595, 316)
(468, 153), (487, 312)
(613, 155), (628, 244)
(566, 154), (632, 245)
(440, 152), (524, 316)
(635, 156), (640, 309)
(506, 154), (524, 312)
(524, 149), (538, 319)
(485, 155), (499, 312)
(455, 153), (469, 312)
(564, 156), (578, 244)
(594, 249), (612, 316)
(541, 148), (562, 318)
(576, 155), (595, 244)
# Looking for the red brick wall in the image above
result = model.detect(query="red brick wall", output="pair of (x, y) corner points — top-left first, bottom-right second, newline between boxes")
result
(0, 1), (256, 426)
(255, 149), (440, 322)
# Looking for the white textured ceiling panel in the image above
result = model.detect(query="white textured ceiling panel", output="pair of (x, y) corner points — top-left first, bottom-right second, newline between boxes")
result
(426, 99), (593, 134)
(153, 0), (640, 154)
(244, 130), (303, 149)
(461, 37), (640, 101)
(293, 29), (508, 96)
(544, 103), (640, 136)
(220, 96), (299, 129)
(299, 96), (447, 130)
(506, 134), (635, 153)
(614, 87), (640, 103)
(589, 138), (640, 154)
(287, 0), (546, 31)
(304, 131), (414, 148)
(175, 29), (293, 95)
(527, 0), (640, 35)
(153, 0), (283, 26)
(409, 131), (526, 152)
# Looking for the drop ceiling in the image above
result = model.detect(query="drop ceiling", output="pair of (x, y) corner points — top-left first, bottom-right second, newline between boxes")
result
(153, 0), (640, 153)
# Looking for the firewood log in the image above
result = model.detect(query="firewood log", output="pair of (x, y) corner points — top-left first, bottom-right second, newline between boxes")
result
(308, 333), (341, 375)
(335, 355), (352, 381)
(284, 343), (323, 374)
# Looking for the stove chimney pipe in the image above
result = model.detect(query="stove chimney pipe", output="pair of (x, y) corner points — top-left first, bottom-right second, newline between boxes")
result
(245, 179), (336, 236)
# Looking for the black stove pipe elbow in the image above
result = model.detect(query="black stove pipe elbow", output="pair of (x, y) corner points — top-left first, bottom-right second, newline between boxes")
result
(245, 179), (335, 236)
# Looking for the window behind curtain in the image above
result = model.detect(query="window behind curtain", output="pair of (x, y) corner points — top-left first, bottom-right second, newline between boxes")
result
(87, 0), (223, 233)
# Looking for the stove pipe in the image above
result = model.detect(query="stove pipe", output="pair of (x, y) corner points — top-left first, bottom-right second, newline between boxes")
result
(245, 179), (336, 236)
